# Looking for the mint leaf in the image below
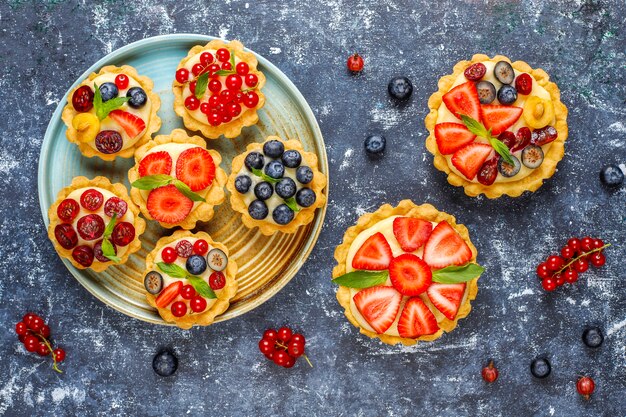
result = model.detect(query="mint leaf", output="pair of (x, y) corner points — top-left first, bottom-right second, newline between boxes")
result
(488, 137), (515, 165)
(214, 70), (235, 76)
(188, 276), (217, 299)
(229, 51), (236, 72)
(432, 263), (484, 284)
(332, 270), (389, 288)
(103, 213), (117, 238)
(251, 168), (279, 184)
(157, 262), (188, 279)
(93, 83), (130, 120)
(101, 213), (120, 262)
(173, 180), (206, 202)
(131, 174), (173, 190)
(460, 114), (514, 165)
(284, 197), (301, 213)
(194, 72), (209, 99)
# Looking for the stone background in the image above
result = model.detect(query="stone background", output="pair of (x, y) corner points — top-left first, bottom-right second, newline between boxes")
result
(0, 0), (624, 416)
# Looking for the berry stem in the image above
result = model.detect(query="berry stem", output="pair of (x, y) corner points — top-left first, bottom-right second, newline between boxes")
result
(36, 332), (63, 374)
(556, 243), (611, 274)
(303, 354), (313, 368)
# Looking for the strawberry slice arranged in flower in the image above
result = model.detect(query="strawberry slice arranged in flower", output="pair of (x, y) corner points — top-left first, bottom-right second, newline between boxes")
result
(397, 297), (439, 338)
(139, 151), (173, 177)
(427, 283), (466, 320)
(108, 110), (146, 138)
(423, 221), (472, 269)
(393, 217), (433, 252)
(389, 254), (432, 296)
(451, 143), (493, 180)
(351, 232), (393, 271)
(147, 184), (193, 224)
(481, 105), (523, 136)
(435, 123), (477, 155)
(353, 286), (402, 334)
(442, 81), (482, 122)
(175, 148), (216, 192)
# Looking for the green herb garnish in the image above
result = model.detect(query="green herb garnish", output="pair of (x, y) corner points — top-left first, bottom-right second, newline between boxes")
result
(156, 262), (216, 299)
(131, 174), (206, 202)
(460, 114), (514, 165)
(431, 263), (485, 284)
(93, 83), (130, 121)
(332, 270), (389, 288)
(101, 213), (121, 263)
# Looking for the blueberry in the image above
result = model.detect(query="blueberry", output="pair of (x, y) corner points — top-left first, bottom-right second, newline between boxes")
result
(244, 152), (264, 171)
(126, 86), (147, 108)
(600, 164), (624, 186)
(296, 188), (316, 208)
(388, 76), (413, 100)
(498, 155), (521, 177)
(494, 61), (515, 84)
(254, 181), (273, 200)
(275, 178), (297, 198)
(364, 134), (386, 155)
(281, 150), (302, 168)
(530, 358), (551, 379)
(476, 81), (496, 104)
(144, 271), (163, 295)
(264, 160), (285, 179)
(582, 326), (604, 348)
(186, 254), (207, 275)
(152, 349), (178, 377)
(273, 204), (295, 225)
(234, 175), (252, 193)
(497, 85), (518, 105)
(263, 140), (284, 158)
(296, 166), (313, 184)
(99, 82), (118, 102)
(248, 200), (268, 220)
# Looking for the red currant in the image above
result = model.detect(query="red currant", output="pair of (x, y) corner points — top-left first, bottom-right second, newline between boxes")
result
(200, 52), (214, 66)
(589, 252), (605, 267)
(564, 269), (578, 283)
(53, 348), (66, 362)
(23, 313), (37, 326)
(192, 63), (205, 77)
(561, 245), (575, 259)
(258, 338), (275, 356)
(263, 329), (278, 342)
(515, 73), (533, 95)
(189, 80), (197, 94)
(546, 255), (564, 271)
(273, 350), (289, 367)
(288, 340), (305, 358)
(193, 239), (208, 256)
(236, 62), (249, 75)
(346, 53), (364, 72)
(277, 327), (292, 342)
(184, 96), (200, 110)
(208, 79), (222, 94)
(200, 102), (211, 114)
(37, 342), (50, 356)
(207, 112), (221, 126)
(221, 113), (232, 124)
(221, 62), (232, 70)
(114, 74), (129, 90)
(171, 301), (187, 317)
(180, 285), (196, 300)
(245, 73), (258, 87)
(580, 236), (594, 252)
(290, 333), (305, 345)
(15, 322), (28, 336)
(208, 63), (221, 75)
(161, 247), (177, 263)
(216, 48), (230, 62)
(234, 91), (244, 104)
(574, 258), (589, 273)
(24, 335), (39, 352)
(464, 63), (487, 81)
(190, 296), (207, 313)
(576, 376), (595, 399)
(592, 239), (604, 249)
(28, 316), (44, 332)
(226, 74), (242, 90)
(481, 360), (499, 383)
(283, 355), (296, 368)
(243, 91), (259, 108)
(567, 238), (581, 253)
(228, 103), (242, 118)
(554, 273), (565, 287)
(209, 271), (226, 290)
(542, 277), (556, 292)
(208, 95), (220, 107)
(219, 89), (235, 104)
(536, 263), (551, 279)
(176, 68), (190, 83)
(40, 324), (51, 338)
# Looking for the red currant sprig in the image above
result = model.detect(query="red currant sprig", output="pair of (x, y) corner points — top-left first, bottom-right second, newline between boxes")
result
(16, 313), (65, 373)
(481, 360), (499, 383)
(258, 327), (312, 369)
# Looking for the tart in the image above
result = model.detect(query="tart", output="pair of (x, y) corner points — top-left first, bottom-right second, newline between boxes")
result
(173, 39), (266, 139)
(332, 200), (483, 346)
(128, 129), (227, 230)
(425, 54), (568, 198)
(144, 230), (238, 329)
(47, 176), (146, 271)
(62, 65), (161, 161)
(226, 136), (327, 235)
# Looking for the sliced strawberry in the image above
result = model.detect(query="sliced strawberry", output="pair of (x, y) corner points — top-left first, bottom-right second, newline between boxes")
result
(423, 221), (473, 269)
(481, 105), (523, 135)
(146, 185), (193, 224)
(427, 283), (466, 320)
(397, 297), (439, 338)
(351, 232), (393, 271)
(442, 81), (481, 121)
(175, 147), (216, 191)
(393, 217), (433, 252)
(139, 151), (173, 177)
(108, 109), (146, 138)
(353, 286), (402, 334)
(155, 281), (182, 308)
(434, 123), (476, 154)
(451, 143), (493, 180)
(389, 254), (432, 296)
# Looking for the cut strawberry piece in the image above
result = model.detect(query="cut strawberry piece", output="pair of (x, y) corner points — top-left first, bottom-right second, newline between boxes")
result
(353, 286), (402, 334)
(481, 105), (523, 135)
(108, 110), (146, 138)
(155, 281), (183, 308)
(423, 221), (473, 269)
(351, 232), (393, 271)
(434, 123), (477, 154)
(393, 217), (433, 252)
(139, 151), (173, 177)
(175, 147), (216, 191)
(442, 81), (482, 121)
(427, 283), (466, 320)
(389, 253), (432, 296)
(451, 143), (493, 180)
(397, 297), (439, 338)
(146, 185), (193, 224)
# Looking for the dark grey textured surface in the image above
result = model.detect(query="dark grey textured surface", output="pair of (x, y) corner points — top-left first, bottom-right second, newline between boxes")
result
(0, 1), (625, 416)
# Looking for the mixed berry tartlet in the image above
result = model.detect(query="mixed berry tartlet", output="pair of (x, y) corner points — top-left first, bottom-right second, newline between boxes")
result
(425, 54), (568, 198)
(47, 176), (146, 272)
(62, 65), (161, 161)
(173, 39), (266, 139)
(226, 136), (327, 235)
(144, 230), (238, 329)
(128, 129), (227, 229)
(332, 200), (483, 346)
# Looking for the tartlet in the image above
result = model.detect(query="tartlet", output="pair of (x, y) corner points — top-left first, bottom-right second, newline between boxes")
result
(425, 54), (568, 198)
(173, 39), (266, 139)
(62, 65), (161, 161)
(128, 129), (227, 230)
(47, 176), (145, 272)
(332, 200), (482, 346)
(226, 136), (327, 235)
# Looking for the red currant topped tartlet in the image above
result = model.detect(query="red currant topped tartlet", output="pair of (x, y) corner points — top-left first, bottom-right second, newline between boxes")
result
(425, 54), (568, 198)
(173, 40), (266, 139)
(128, 129), (227, 229)
(47, 176), (145, 271)
(144, 231), (238, 329)
(332, 200), (483, 346)
(62, 65), (161, 161)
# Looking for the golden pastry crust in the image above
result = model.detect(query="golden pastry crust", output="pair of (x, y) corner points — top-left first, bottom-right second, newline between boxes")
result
(424, 54), (569, 198)
(61, 65), (162, 161)
(172, 39), (266, 139)
(226, 136), (327, 235)
(47, 176), (146, 272)
(145, 230), (238, 329)
(332, 200), (480, 346)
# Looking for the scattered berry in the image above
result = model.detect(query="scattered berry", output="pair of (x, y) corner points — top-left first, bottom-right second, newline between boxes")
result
(576, 376), (595, 400)
(582, 326), (603, 348)
(258, 327), (312, 368)
(530, 357), (551, 379)
(599, 164), (624, 186)
(481, 360), (499, 383)
(152, 349), (177, 377)
(15, 313), (64, 372)
(364, 134), (386, 155)
(388, 76), (413, 100)
(346, 53), (364, 73)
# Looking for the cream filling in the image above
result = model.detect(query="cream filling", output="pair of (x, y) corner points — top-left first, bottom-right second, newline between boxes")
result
(436, 61), (556, 183)
(66, 187), (135, 260)
(345, 216), (469, 337)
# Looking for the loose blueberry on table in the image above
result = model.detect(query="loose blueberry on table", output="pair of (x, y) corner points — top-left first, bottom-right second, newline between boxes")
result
(599, 164), (624, 187)
(388, 76), (413, 100)
(153, 349), (178, 377)
(364, 134), (386, 156)
(530, 357), (551, 379)
(15, 313), (66, 373)
(258, 327), (312, 369)
(582, 326), (604, 348)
